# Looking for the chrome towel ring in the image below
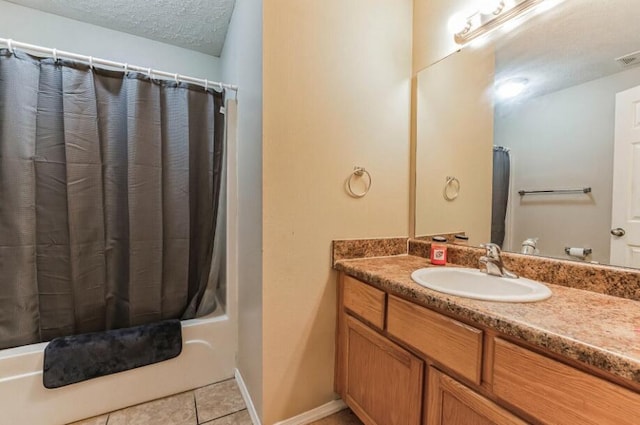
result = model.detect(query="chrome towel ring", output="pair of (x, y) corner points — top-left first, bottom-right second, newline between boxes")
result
(346, 166), (372, 198)
(443, 176), (460, 201)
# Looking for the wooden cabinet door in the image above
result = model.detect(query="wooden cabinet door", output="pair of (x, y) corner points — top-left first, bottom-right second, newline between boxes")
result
(344, 315), (423, 425)
(427, 368), (528, 425)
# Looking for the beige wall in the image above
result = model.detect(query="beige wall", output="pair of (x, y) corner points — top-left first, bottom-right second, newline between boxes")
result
(220, 0), (264, 420)
(497, 67), (640, 262)
(413, 0), (476, 74)
(262, 1), (413, 423)
(414, 47), (494, 245)
(0, 0), (221, 80)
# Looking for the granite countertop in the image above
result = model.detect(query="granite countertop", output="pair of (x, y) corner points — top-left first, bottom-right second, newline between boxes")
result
(334, 254), (640, 385)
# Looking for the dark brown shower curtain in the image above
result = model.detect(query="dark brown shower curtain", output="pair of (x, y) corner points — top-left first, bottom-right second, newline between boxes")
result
(0, 49), (225, 350)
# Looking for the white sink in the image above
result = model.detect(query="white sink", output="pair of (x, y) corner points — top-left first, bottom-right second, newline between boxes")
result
(411, 267), (552, 302)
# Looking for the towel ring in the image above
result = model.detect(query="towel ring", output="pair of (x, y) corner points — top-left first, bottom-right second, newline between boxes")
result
(347, 166), (372, 198)
(443, 176), (460, 201)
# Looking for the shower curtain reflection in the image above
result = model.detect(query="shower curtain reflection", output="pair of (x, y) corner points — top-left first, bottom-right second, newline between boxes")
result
(491, 146), (511, 247)
(0, 49), (225, 350)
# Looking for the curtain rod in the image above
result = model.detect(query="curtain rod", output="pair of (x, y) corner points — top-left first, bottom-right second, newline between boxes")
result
(0, 38), (238, 92)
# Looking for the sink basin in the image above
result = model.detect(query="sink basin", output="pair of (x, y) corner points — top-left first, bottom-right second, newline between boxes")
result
(411, 267), (552, 302)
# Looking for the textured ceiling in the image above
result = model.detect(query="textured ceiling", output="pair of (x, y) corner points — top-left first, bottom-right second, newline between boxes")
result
(494, 0), (640, 103)
(6, 0), (236, 56)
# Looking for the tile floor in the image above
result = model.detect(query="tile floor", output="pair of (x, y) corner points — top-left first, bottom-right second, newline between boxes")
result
(68, 378), (362, 425)
(68, 379), (250, 425)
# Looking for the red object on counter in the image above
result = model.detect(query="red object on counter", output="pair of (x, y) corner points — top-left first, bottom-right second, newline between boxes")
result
(430, 243), (447, 265)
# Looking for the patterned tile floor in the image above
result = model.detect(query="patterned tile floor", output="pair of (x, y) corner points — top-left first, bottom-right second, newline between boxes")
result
(69, 379), (250, 425)
(68, 378), (362, 425)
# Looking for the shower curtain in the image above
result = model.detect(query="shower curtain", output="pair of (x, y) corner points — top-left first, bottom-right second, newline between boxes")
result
(491, 146), (511, 247)
(0, 49), (225, 350)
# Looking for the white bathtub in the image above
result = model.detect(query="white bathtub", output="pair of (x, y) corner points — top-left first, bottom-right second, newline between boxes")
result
(0, 311), (236, 425)
(0, 99), (241, 425)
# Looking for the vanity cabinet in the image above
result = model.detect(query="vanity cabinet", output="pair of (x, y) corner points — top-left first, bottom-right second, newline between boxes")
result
(343, 275), (386, 330)
(344, 315), (423, 425)
(492, 338), (640, 425)
(335, 272), (640, 425)
(426, 368), (526, 425)
(387, 295), (483, 385)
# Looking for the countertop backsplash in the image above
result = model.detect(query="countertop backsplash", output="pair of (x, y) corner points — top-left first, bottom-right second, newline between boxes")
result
(332, 237), (640, 302)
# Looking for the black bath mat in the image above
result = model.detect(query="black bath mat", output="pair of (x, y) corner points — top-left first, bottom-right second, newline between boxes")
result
(43, 320), (182, 389)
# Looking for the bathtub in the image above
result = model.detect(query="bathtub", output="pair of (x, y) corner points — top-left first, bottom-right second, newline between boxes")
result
(0, 98), (240, 425)
(0, 311), (236, 425)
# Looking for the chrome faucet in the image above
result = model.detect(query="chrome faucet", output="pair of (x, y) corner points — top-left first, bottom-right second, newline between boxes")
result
(479, 243), (518, 279)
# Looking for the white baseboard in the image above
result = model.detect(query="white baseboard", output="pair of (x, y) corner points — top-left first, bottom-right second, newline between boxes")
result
(234, 368), (261, 425)
(272, 399), (347, 425)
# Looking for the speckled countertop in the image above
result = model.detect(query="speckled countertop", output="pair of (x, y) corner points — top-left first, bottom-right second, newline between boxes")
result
(334, 254), (640, 386)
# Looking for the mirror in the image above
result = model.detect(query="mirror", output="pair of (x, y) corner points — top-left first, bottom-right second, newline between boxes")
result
(414, 0), (640, 268)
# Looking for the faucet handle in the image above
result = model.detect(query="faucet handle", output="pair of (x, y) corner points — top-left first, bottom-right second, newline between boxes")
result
(480, 243), (502, 258)
(478, 255), (489, 272)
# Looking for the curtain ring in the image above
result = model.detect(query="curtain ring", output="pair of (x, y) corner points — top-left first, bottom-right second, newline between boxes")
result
(204, 79), (209, 91)
(7, 39), (14, 53)
(88, 56), (94, 69)
(174, 73), (180, 84)
(147, 68), (152, 78)
(52, 48), (58, 62)
(443, 176), (460, 201)
(123, 63), (128, 75)
(346, 166), (372, 198)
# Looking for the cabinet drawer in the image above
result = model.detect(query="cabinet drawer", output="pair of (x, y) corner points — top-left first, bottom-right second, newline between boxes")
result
(493, 338), (640, 425)
(343, 275), (386, 329)
(387, 295), (483, 384)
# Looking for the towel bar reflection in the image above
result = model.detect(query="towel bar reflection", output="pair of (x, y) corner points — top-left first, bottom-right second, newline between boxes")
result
(443, 176), (460, 201)
(518, 187), (592, 196)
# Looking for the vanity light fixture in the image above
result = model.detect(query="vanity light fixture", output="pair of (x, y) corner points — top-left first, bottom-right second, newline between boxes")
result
(478, 0), (507, 16)
(452, 0), (557, 45)
(447, 9), (478, 35)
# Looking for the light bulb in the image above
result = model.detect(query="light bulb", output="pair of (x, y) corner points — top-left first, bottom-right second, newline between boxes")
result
(447, 10), (474, 34)
(496, 78), (529, 100)
(478, 0), (505, 15)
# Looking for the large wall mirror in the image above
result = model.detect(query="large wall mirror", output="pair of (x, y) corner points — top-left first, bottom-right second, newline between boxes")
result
(414, 0), (640, 268)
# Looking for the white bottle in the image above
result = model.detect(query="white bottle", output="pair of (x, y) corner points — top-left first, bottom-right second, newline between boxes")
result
(521, 238), (539, 255)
